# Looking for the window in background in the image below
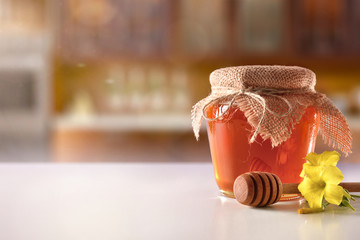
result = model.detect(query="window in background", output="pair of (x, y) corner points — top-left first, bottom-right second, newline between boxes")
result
(237, 0), (285, 53)
(179, 0), (227, 54)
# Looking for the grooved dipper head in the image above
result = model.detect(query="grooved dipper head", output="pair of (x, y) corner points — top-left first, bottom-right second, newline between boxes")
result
(233, 172), (283, 207)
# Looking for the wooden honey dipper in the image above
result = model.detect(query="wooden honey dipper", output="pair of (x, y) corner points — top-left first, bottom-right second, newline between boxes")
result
(233, 172), (360, 207)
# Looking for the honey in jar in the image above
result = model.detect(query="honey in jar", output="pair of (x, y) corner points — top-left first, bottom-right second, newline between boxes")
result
(206, 104), (320, 198)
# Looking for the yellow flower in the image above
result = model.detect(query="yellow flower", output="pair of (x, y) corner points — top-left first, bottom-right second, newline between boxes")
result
(298, 165), (345, 208)
(300, 151), (340, 177)
(298, 151), (357, 212)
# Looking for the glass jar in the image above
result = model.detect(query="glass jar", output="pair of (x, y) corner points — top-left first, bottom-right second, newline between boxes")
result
(206, 103), (320, 198)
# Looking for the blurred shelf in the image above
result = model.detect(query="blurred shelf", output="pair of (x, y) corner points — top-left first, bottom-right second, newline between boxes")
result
(53, 114), (202, 132)
(54, 113), (360, 133)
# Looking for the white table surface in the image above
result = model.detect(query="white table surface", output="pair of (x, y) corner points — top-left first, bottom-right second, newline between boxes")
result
(0, 162), (359, 240)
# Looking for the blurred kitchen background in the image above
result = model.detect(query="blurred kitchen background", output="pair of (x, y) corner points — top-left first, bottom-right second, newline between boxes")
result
(0, 0), (359, 163)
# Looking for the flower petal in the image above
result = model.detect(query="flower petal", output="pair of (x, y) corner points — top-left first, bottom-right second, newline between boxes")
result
(302, 165), (324, 183)
(298, 177), (325, 208)
(324, 184), (344, 205)
(300, 163), (311, 177)
(300, 169), (305, 178)
(305, 152), (320, 166)
(322, 166), (344, 185)
(320, 151), (340, 167)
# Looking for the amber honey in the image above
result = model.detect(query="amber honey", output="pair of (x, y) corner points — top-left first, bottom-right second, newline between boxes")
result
(206, 104), (320, 198)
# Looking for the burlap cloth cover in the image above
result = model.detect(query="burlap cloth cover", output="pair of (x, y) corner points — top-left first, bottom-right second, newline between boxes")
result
(191, 65), (352, 156)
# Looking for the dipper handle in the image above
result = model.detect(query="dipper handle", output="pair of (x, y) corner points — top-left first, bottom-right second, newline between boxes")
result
(233, 172), (360, 207)
(276, 182), (360, 195)
(282, 183), (300, 194)
(339, 182), (360, 193)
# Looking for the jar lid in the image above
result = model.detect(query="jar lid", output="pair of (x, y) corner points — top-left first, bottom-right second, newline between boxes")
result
(210, 65), (316, 91)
